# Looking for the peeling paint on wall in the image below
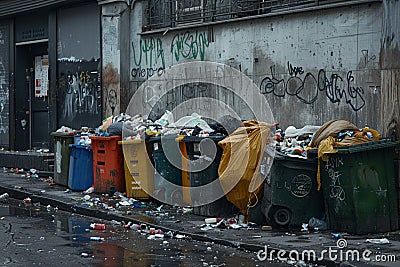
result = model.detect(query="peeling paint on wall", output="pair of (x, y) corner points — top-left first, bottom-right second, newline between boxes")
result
(103, 62), (120, 116)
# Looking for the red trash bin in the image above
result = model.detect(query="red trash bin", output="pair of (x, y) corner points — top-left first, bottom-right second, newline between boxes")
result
(90, 136), (125, 195)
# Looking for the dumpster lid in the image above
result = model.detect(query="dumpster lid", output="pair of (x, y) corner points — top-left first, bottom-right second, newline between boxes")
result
(149, 134), (180, 143)
(333, 139), (400, 154)
(274, 151), (316, 162)
(306, 139), (399, 155)
(89, 135), (122, 141)
(50, 132), (75, 137)
(69, 144), (92, 149)
(181, 135), (226, 143)
(119, 139), (146, 145)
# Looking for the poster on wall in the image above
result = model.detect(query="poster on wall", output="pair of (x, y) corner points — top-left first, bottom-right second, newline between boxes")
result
(34, 55), (49, 98)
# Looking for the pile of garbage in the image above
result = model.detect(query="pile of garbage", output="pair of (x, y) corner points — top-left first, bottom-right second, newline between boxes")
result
(273, 120), (380, 159)
(198, 215), (257, 231)
(55, 125), (94, 147)
(95, 111), (242, 140)
(274, 125), (320, 158)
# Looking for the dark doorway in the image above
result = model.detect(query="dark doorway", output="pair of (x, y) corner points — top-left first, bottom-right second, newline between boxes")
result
(15, 42), (49, 150)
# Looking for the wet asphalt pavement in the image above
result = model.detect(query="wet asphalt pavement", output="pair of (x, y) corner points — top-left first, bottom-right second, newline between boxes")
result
(0, 198), (289, 267)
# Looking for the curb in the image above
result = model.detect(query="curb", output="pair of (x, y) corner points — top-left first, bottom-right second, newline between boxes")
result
(0, 184), (337, 266)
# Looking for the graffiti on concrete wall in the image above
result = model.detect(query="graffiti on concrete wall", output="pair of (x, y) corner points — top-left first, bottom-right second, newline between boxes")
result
(0, 25), (9, 140)
(260, 62), (365, 111)
(132, 37), (165, 67)
(131, 30), (210, 79)
(102, 62), (120, 115)
(0, 60), (8, 135)
(170, 31), (209, 62)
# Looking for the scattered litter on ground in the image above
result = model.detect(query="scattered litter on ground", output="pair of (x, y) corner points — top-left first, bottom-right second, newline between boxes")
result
(365, 238), (390, 244)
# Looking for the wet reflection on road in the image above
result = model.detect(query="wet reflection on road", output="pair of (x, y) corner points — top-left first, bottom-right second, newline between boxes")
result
(0, 199), (288, 266)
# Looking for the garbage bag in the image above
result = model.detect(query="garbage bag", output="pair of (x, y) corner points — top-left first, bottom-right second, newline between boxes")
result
(218, 120), (274, 217)
(170, 113), (214, 133)
(309, 119), (358, 148)
(308, 120), (380, 190)
(155, 110), (174, 127)
(107, 122), (123, 136)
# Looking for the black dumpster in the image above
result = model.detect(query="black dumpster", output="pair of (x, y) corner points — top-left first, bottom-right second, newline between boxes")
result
(261, 151), (324, 227)
(182, 135), (238, 217)
(318, 140), (399, 234)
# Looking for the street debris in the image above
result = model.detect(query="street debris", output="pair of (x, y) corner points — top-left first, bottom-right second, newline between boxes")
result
(83, 186), (94, 194)
(90, 236), (105, 241)
(90, 223), (106, 230)
(0, 192), (9, 202)
(365, 238), (390, 244)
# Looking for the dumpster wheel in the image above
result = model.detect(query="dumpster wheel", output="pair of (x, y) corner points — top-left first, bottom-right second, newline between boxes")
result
(272, 207), (291, 226)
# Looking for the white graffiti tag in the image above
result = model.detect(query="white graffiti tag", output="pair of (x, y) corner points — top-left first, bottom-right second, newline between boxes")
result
(326, 157), (345, 201)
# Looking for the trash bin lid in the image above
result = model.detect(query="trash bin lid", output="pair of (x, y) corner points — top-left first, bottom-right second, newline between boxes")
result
(334, 139), (400, 154)
(51, 132), (75, 137)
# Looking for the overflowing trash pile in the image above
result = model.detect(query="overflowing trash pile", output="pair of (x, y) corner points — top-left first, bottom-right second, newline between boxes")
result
(94, 111), (241, 139)
(55, 125), (94, 147)
(274, 125), (320, 158)
(52, 112), (397, 235)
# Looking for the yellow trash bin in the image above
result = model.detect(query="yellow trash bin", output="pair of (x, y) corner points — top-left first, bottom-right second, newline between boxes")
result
(119, 139), (154, 200)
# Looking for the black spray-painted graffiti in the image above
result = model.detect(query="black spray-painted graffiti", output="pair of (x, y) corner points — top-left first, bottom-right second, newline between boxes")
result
(60, 70), (100, 121)
(171, 31), (209, 62)
(260, 62), (365, 111)
(131, 67), (165, 79)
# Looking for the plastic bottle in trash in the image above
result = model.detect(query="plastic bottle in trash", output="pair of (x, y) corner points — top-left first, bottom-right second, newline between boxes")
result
(0, 193), (9, 202)
(90, 223), (106, 230)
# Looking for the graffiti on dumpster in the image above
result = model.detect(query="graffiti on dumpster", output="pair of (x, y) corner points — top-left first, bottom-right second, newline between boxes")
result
(325, 157), (345, 201)
(289, 174), (312, 198)
(259, 62), (365, 111)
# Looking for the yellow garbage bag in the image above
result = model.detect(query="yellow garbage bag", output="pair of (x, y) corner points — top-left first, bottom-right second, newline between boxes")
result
(309, 120), (380, 190)
(218, 120), (273, 216)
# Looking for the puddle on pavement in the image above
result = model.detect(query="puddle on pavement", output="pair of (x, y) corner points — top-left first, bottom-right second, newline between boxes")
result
(0, 199), (273, 267)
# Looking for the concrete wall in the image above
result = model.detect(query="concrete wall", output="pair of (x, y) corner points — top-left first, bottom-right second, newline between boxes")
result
(128, 1), (383, 131)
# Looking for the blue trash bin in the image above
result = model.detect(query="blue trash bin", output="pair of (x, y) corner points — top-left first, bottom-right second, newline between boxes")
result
(68, 144), (94, 191)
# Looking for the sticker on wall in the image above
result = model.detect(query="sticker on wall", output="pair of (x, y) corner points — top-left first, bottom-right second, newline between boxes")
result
(34, 55), (49, 98)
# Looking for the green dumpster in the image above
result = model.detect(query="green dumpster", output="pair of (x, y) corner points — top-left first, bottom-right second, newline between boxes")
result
(149, 135), (183, 204)
(182, 135), (238, 217)
(261, 151), (324, 227)
(319, 139), (399, 234)
(51, 132), (75, 186)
